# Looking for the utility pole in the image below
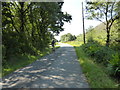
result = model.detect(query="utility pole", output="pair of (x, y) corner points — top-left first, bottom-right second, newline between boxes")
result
(82, 2), (86, 44)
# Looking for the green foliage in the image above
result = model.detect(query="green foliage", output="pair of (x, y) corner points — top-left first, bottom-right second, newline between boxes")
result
(82, 40), (101, 58)
(65, 41), (83, 46)
(108, 53), (120, 77)
(95, 46), (115, 65)
(67, 41), (118, 88)
(2, 45), (60, 77)
(110, 53), (120, 67)
(76, 24), (106, 44)
(86, 1), (120, 46)
(83, 20), (119, 46)
(74, 1), (120, 85)
(60, 33), (76, 42)
(2, 2), (72, 68)
(2, 45), (6, 66)
(81, 40), (120, 78)
(76, 34), (83, 42)
(2, 50), (48, 76)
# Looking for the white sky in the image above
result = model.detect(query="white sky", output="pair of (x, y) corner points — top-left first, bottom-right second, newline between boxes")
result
(55, 0), (101, 40)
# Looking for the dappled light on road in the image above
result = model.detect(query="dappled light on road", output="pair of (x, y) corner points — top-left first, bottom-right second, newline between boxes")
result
(2, 43), (89, 88)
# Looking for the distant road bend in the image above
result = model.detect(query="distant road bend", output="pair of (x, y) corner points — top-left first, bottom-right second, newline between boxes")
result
(1, 43), (89, 88)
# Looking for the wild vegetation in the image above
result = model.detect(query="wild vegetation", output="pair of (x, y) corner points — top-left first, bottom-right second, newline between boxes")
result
(2, 2), (72, 77)
(65, 1), (120, 88)
(60, 33), (76, 42)
(86, 2), (120, 47)
(2, 1), (120, 88)
(67, 41), (118, 88)
(72, 24), (120, 88)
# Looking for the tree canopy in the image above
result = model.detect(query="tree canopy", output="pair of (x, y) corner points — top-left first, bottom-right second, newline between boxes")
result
(60, 33), (76, 42)
(2, 2), (72, 65)
(86, 1), (120, 46)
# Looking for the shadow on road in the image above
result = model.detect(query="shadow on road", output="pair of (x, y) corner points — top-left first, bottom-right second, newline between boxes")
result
(2, 45), (89, 88)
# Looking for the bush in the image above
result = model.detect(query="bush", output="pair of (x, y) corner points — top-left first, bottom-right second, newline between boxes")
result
(60, 33), (76, 42)
(82, 41), (120, 79)
(108, 53), (120, 77)
(95, 46), (115, 65)
(82, 41), (115, 65)
(82, 41), (102, 58)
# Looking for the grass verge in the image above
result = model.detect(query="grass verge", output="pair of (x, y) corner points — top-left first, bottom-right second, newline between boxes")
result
(67, 41), (118, 88)
(2, 46), (60, 77)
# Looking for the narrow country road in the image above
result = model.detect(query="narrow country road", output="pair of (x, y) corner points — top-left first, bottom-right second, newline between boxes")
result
(1, 43), (89, 88)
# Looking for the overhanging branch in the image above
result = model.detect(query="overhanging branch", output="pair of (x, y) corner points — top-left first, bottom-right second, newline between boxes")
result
(95, 17), (106, 25)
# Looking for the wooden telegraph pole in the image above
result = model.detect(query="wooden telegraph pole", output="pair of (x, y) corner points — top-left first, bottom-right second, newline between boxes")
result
(82, 2), (86, 44)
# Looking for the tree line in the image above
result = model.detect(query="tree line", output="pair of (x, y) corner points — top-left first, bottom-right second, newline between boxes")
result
(60, 33), (76, 42)
(2, 2), (72, 65)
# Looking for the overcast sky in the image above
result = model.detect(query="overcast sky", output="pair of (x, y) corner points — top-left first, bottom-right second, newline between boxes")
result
(55, 0), (101, 40)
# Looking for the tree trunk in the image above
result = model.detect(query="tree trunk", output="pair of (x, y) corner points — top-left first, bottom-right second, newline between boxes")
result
(19, 2), (25, 32)
(105, 3), (109, 47)
(106, 29), (110, 47)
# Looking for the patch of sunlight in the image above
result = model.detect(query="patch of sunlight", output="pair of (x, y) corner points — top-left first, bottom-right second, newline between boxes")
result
(4, 68), (12, 72)
(0, 82), (2, 90)
(79, 59), (84, 64)
(30, 55), (36, 59)
(29, 69), (46, 73)
(61, 54), (66, 56)
(15, 66), (33, 72)
(41, 58), (47, 61)
(40, 53), (43, 56)
(51, 75), (64, 79)
(74, 45), (80, 46)
(37, 50), (41, 53)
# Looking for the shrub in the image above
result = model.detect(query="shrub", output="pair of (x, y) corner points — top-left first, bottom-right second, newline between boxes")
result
(82, 41), (102, 58)
(108, 53), (120, 77)
(60, 33), (76, 42)
(94, 46), (115, 65)
(82, 41), (115, 65)
(82, 41), (120, 79)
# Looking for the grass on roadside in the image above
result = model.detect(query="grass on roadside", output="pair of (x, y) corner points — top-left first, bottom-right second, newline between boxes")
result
(2, 46), (60, 77)
(67, 41), (118, 88)
(64, 41), (83, 46)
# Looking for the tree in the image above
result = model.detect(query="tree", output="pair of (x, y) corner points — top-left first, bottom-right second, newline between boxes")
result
(115, 1), (120, 43)
(76, 34), (83, 42)
(86, 1), (119, 46)
(60, 33), (76, 42)
(72, 35), (77, 40)
(110, 1), (120, 49)
(2, 2), (72, 64)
